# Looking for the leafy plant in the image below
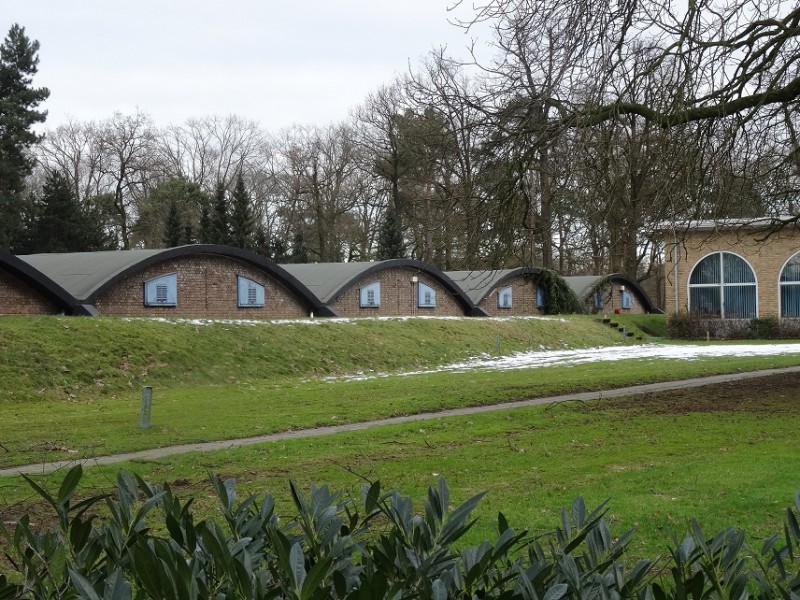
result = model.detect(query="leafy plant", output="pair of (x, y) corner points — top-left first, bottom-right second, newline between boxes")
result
(5, 466), (800, 598)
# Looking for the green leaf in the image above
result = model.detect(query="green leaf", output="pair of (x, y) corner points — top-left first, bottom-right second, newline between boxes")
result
(301, 556), (333, 600)
(58, 464), (84, 506)
(68, 568), (102, 600)
(290, 542), (307, 592)
(543, 583), (568, 600)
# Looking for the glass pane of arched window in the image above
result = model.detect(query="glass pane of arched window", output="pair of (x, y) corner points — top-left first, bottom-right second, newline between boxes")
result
(689, 254), (721, 285)
(689, 287), (721, 317)
(781, 255), (800, 283)
(724, 286), (756, 318)
(723, 253), (755, 283)
(782, 285), (800, 318)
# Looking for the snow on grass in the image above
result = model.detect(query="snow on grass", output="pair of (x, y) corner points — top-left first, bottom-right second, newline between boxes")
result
(121, 315), (566, 326)
(326, 342), (800, 382)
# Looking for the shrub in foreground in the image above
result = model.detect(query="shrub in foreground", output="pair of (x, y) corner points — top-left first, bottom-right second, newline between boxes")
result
(2, 466), (800, 598)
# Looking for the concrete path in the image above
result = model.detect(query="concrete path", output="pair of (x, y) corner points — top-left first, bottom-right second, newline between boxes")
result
(4, 365), (800, 478)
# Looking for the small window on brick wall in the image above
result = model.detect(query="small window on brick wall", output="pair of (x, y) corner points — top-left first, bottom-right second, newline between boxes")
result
(621, 289), (632, 309)
(497, 286), (512, 309)
(536, 286), (546, 309)
(418, 282), (436, 308)
(237, 276), (265, 307)
(359, 281), (380, 307)
(144, 273), (177, 307)
(594, 291), (604, 309)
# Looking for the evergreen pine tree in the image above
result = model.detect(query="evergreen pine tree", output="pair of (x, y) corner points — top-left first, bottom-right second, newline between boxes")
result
(211, 182), (230, 245)
(28, 171), (109, 252)
(0, 24), (49, 250)
(376, 207), (406, 260)
(229, 174), (255, 250)
(198, 203), (213, 244)
(290, 231), (310, 263)
(163, 199), (183, 247)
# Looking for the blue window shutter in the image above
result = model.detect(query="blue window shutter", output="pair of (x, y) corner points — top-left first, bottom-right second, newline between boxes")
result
(359, 281), (380, 307)
(594, 291), (604, 309)
(536, 286), (545, 308)
(418, 282), (436, 307)
(498, 286), (512, 308)
(144, 273), (177, 307)
(237, 276), (265, 307)
(621, 290), (632, 309)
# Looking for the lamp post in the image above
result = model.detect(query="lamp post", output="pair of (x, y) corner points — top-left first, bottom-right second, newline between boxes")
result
(411, 275), (418, 316)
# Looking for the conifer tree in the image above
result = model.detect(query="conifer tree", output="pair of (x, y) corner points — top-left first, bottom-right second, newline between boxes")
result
(0, 24), (49, 250)
(163, 199), (183, 247)
(211, 182), (230, 245)
(376, 207), (406, 260)
(229, 174), (255, 250)
(27, 171), (111, 252)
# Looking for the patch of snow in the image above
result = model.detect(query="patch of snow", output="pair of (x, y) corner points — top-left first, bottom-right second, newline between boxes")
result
(325, 343), (800, 382)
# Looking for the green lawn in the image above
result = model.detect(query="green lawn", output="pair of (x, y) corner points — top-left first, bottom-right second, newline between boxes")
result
(3, 314), (800, 561)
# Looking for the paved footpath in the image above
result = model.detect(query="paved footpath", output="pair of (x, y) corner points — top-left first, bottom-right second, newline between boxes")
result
(4, 366), (800, 478)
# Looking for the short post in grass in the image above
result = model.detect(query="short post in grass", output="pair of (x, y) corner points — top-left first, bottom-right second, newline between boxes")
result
(496, 335), (501, 354)
(140, 386), (153, 429)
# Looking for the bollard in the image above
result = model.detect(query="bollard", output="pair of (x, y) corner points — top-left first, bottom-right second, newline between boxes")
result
(140, 386), (152, 429)
(496, 335), (501, 353)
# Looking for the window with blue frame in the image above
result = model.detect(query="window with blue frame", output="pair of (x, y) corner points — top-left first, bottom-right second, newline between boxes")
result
(237, 276), (265, 307)
(780, 253), (800, 317)
(536, 286), (546, 309)
(688, 251), (757, 318)
(359, 281), (381, 307)
(418, 282), (436, 307)
(594, 291), (604, 309)
(497, 286), (512, 309)
(621, 290), (632, 309)
(143, 273), (177, 307)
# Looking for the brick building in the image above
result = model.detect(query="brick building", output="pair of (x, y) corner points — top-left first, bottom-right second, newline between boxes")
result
(18, 245), (334, 319)
(445, 268), (547, 316)
(662, 219), (800, 318)
(0, 249), (88, 316)
(281, 260), (485, 317)
(564, 274), (658, 315)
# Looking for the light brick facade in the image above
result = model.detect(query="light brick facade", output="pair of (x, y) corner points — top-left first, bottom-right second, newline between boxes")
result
(0, 267), (59, 315)
(93, 255), (309, 318)
(663, 227), (800, 317)
(329, 267), (469, 317)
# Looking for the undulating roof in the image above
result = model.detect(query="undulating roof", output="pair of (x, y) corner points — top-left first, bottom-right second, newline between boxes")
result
(445, 268), (541, 304)
(0, 249), (89, 315)
(655, 217), (800, 232)
(563, 274), (660, 313)
(282, 259), (485, 316)
(18, 245), (335, 316)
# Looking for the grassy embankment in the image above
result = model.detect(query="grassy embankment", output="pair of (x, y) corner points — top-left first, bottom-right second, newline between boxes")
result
(2, 314), (800, 559)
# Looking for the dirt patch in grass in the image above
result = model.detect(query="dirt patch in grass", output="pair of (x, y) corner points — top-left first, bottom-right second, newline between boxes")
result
(605, 372), (800, 415)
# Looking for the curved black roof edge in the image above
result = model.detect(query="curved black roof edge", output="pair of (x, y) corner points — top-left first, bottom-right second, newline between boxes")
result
(597, 273), (662, 314)
(479, 267), (543, 304)
(0, 249), (90, 315)
(330, 259), (488, 317)
(85, 245), (337, 317)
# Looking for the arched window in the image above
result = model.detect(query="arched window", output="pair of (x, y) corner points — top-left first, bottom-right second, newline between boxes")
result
(688, 252), (756, 318)
(780, 253), (800, 317)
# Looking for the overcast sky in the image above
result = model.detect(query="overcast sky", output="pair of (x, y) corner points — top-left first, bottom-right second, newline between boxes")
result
(4, 1), (489, 133)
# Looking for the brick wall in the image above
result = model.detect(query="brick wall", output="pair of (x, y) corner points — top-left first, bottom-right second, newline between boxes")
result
(93, 255), (309, 318)
(0, 268), (59, 315)
(330, 267), (469, 316)
(477, 276), (546, 316)
(663, 228), (800, 317)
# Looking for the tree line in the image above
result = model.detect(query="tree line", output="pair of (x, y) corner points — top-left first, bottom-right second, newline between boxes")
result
(2, 1), (799, 296)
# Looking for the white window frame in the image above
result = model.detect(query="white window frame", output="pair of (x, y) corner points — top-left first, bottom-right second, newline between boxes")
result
(779, 252), (800, 318)
(687, 251), (758, 319)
